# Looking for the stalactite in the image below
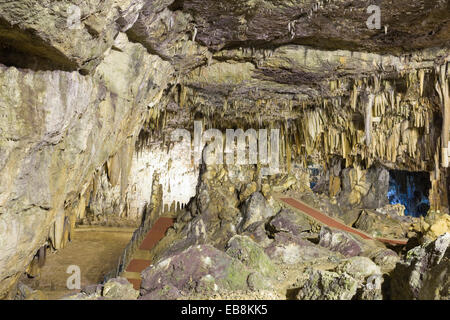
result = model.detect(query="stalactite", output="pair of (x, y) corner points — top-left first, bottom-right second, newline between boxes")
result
(179, 85), (187, 108)
(435, 64), (449, 168)
(419, 69), (425, 97)
(365, 93), (374, 146)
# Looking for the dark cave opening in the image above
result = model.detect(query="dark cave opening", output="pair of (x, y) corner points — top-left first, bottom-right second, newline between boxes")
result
(388, 170), (431, 217)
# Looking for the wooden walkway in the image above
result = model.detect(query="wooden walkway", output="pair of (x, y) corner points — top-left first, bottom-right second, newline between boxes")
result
(277, 196), (408, 246)
(122, 217), (174, 290)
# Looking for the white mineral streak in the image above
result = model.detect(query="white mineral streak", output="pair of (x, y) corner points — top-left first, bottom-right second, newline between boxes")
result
(128, 142), (198, 218)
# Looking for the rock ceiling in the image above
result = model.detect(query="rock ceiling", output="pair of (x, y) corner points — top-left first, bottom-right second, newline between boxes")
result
(0, 0), (449, 299)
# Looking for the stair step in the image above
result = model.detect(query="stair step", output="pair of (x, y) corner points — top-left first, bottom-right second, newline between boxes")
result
(133, 249), (152, 260)
(127, 278), (142, 291)
(139, 218), (174, 250)
(122, 271), (141, 280)
(126, 259), (152, 273)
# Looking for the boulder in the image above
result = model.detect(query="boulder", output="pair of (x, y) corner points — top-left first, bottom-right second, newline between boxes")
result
(353, 210), (406, 239)
(239, 192), (275, 232)
(225, 235), (276, 277)
(265, 233), (335, 264)
(296, 269), (358, 300)
(422, 213), (450, 240)
(335, 256), (381, 282)
(81, 284), (104, 296)
(318, 226), (364, 257)
(140, 245), (263, 299)
(241, 221), (272, 247)
(299, 192), (344, 221)
(369, 248), (400, 271)
(268, 208), (312, 236)
(102, 277), (139, 300)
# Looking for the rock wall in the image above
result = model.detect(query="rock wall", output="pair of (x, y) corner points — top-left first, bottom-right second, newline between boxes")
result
(0, 32), (173, 298)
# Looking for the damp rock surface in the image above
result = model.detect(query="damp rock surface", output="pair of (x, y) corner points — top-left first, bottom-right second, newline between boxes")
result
(0, 0), (449, 300)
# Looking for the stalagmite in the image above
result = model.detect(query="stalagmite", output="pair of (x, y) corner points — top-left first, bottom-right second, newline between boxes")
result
(53, 210), (65, 250)
(107, 153), (121, 187)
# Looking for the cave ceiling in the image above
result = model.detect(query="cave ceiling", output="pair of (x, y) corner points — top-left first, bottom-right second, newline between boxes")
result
(0, 0), (449, 126)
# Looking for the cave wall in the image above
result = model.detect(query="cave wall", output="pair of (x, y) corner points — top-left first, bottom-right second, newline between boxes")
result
(0, 32), (174, 298)
(0, 0), (449, 299)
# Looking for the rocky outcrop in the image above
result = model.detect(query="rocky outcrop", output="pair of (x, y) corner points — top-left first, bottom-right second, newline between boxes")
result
(391, 233), (450, 300)
(0, 1), (147, 72)
(353, 210), (408, 239)
(268, 208), (312, 236)
(339, 166), (389, 209)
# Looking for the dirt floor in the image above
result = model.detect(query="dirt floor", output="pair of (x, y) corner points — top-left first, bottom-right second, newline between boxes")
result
(21, 227), (134, 300)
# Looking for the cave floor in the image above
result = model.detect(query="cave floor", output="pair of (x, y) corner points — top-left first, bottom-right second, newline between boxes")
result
(20, 227), (134, 300)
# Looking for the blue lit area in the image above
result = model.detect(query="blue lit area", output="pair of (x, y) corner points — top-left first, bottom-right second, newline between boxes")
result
(308, 165), (321, 190)
(388, 170), (430, 217)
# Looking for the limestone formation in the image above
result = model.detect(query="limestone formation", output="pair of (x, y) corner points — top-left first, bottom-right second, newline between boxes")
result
(0, 0), (449, 301)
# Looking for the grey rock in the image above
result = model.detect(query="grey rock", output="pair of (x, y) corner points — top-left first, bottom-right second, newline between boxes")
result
(225, 235), (276, 277)
(268, 208), (311, 236)
(241, 221), (272, 247)
(296, 269), (358, 300)
(370, 248), (400, 271)
(265, 233), (334, 264)
(318, 226), (363, 257)
(335, 256), (381, 282)
(239, 192), (275, 232)
(391, 233), (450, 300)
(102, 277), (139, 300)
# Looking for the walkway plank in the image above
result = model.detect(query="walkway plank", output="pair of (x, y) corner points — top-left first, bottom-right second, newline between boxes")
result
(126, 259), (152, 273)
(139, 218), (174, 250)
(278, 196), (408, 246)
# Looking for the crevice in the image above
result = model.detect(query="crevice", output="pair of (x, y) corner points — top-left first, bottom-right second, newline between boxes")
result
(0, 18), (78, 72)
